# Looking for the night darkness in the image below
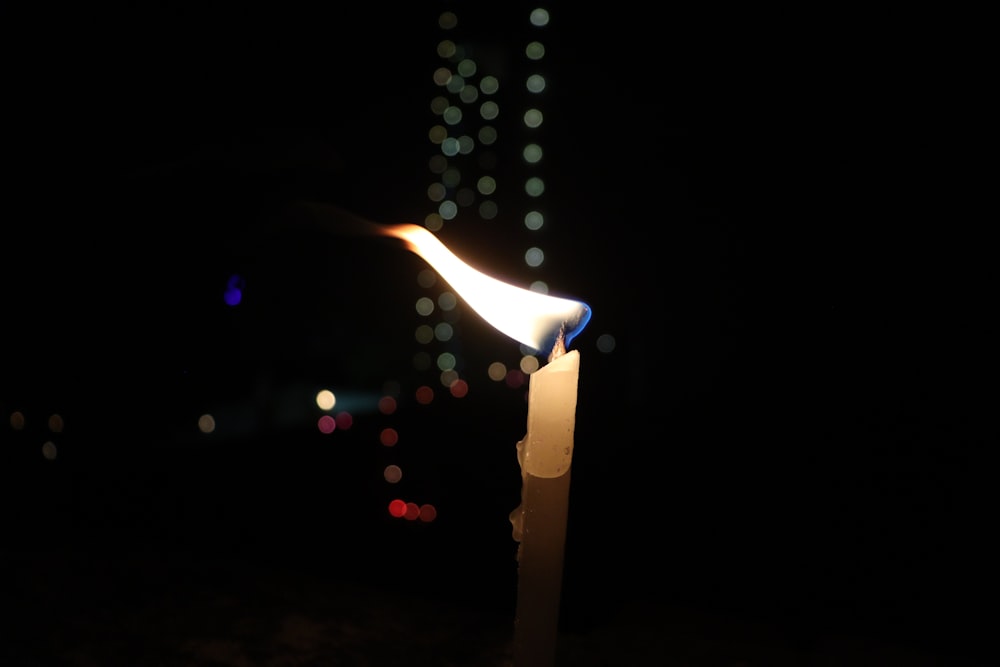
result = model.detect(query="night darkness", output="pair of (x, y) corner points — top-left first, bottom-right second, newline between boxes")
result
(2, 4), (995, 665)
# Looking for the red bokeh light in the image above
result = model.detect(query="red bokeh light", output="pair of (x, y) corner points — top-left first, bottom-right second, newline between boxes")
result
(335, 411), (353, 430)
(380, 427), (399, 447)
(317, 415), (336, 434)
(505, 369), (525, 388)
(449, 379), (469, 398)
(415, 385), (434, 405)
(378, 396), (397, 415)
(419, 504), (437, 522)
(388, 499), (407, 518)
(404, 502), (420, 520)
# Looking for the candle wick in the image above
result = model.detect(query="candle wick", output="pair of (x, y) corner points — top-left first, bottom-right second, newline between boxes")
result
(548, 325), (567, 363)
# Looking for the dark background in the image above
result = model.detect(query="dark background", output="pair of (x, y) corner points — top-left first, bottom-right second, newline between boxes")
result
(2, 3), (994, 663)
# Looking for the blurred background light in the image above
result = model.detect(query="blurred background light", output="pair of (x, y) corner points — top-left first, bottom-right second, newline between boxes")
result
(315, 389), (336, 411)
(524, 177), (545, 197)
(524, 211), (543, 230)
(317, 415), (336, 434)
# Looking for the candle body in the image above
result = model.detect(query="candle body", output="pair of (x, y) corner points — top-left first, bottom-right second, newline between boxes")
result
(510, 350), (580, 667)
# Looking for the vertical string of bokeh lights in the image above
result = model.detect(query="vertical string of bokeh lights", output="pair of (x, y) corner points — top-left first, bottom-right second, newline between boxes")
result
(378, 7), (557, 528)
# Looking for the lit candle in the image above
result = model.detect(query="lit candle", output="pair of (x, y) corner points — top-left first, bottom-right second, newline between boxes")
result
(379, 223), (589, 667)
(294, 203), (590, 667)
(509, 337), (580, 667)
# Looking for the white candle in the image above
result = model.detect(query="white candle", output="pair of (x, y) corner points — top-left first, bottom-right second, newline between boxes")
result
(510, 341), (580, 667)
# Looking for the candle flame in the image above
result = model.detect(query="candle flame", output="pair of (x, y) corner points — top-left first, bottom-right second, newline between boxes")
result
(380, 224), (590, 354)
(290, 202), (591, 355)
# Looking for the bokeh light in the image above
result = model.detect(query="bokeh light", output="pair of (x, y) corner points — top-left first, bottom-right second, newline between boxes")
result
(525, 176), (545, 197)
(478, 126), (498, 145)
(456, 187), (475, 206)
(524, 108), (544, 127)
(436, 40), (456, 59)
(519, 355), (540, 374)
(315, 389), (336, 411)
(436, 352), (456, 371)
(480, 101), (499, 120)
(433, 67), (451, 86)
(378, 396), (397, 415)
(427, 182), (447, 202)
(524, 246), (544, 267)
(415, 324), (435, 344)
(389, 499), (407, 517)
(434, 322), (454, 342)
(443, 105), (462, 125)
(442, 168), (460, 189)
(417, 268), (437, 288)
(440, 369), (459, 388)
(48, 413), (64, 433)
(415, 386), (434, 405)
(460, 85), (479, 104)
(317, 415), (336, 434)
(384, 465), (402, 483)
(335, 411), (353, 430)
(446, 75), (465, 94)
(479, 200), (498, 219)
(419, 504), (438, 522)
(505, 369), (526, 389)
(477, 175), (496, 195)
(488, 361), (507, 381)
(198, 414), (216, 434)
(424, 213), (443, 232)
(223, 273), (244, 306)
(380, 427), (399, 447)
(438, 200), (458, 219)
(480, 75), (499, 94)
(415, 296), (435, 316)
(428, 125), (447, 144)
(529, 8), (550, 27)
